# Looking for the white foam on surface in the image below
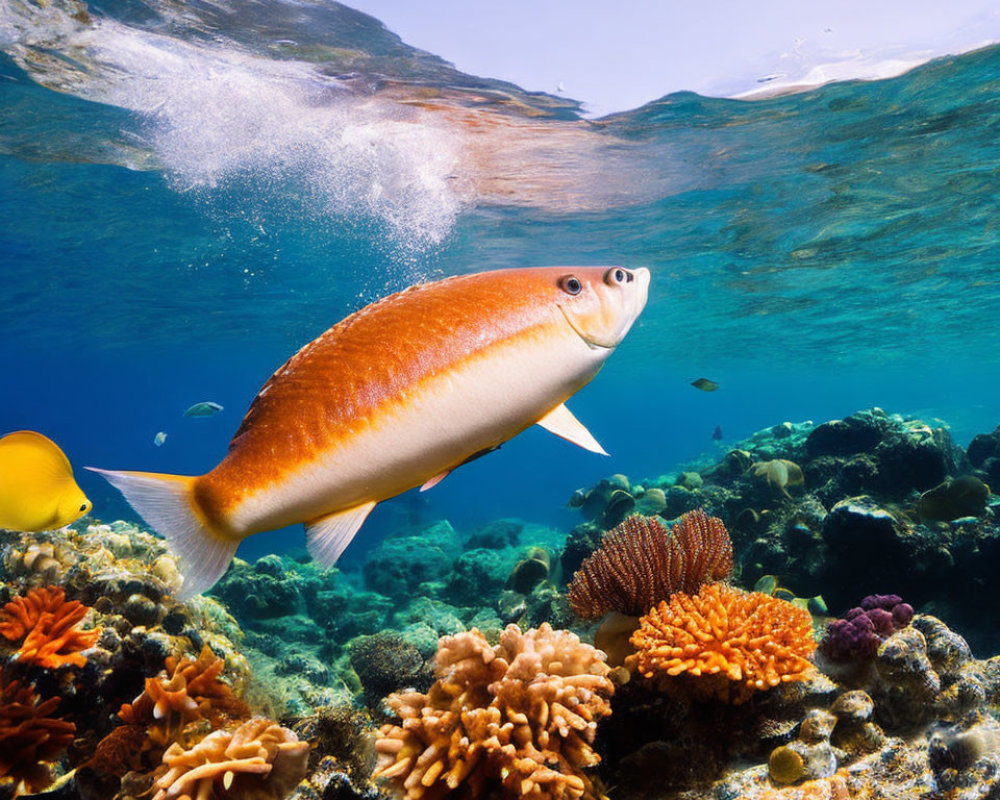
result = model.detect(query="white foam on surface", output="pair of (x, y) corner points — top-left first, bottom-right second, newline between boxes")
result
(2, 0), (465, 247)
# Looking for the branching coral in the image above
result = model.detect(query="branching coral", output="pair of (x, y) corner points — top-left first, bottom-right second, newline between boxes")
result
(0, 669), (75, 795)
(567, 510), (733, 619)
(117, 644), (249, 750)
(151, 717), (309, 800)
(0, 585), (99, 668)
(630, 583), (816, 703)
(374, 623), (614, 800)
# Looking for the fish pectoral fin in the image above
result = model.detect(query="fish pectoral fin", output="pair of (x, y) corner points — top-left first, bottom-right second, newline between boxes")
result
(306, 500), (377, 569)
(420, 471), (450, 492)
(535, 403), (608, 456)
(419, 445), (503, 492)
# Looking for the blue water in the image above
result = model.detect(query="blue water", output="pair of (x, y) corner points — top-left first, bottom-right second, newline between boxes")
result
(3, 0), (1000, 563)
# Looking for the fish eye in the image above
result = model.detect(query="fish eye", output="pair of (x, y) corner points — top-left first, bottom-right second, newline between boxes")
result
(79, 503), (88, 511)
(558, 275), (583, 295)
(604, 267), (632, 285)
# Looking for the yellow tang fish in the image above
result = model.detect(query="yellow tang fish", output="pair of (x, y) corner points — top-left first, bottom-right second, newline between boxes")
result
(0, 431), (92, 532)
(90, 266), (650, 599)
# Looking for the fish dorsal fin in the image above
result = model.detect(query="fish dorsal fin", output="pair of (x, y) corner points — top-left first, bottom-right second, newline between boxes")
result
(420, 471), (450, 492)
(535, 403), (608, 455)
(306, 500), (377, 569)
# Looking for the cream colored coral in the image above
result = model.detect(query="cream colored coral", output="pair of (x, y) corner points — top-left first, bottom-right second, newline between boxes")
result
(152, 718), (308, 800)
(374, 623), (613, 800)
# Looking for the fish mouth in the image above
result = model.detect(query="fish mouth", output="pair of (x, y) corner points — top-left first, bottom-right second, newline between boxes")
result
(558, 303), (615, 350)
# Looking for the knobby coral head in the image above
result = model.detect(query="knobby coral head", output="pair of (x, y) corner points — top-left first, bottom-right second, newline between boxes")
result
(567, 509), (733, 619)
(629, 583), (816, 704)
(374, 623), (614, 800)
(0, 585), (99, 669)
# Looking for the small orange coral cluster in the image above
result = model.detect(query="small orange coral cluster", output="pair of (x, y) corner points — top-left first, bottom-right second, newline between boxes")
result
(152, 717), (310, 800)
(629, 583), (816, 703)
(374, 623), (614, 800)
(111, 644), (249, 758)
(0, 586), (99, 668)
(568, 510), (733, 619)
(0, 668), (75, 794)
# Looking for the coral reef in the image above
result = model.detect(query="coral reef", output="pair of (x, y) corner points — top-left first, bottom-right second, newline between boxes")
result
(819, 594), (914, 663)
(567, 510), (732, 619)
(152, 717), (309, 800)
(2, 405), (1000, 800)
(629, 583), (816, 703)
(116, 643), (250, 754)
(0, 669), (75, 795)
(0, 585), (99, 669)
(373, 623), (614, 800)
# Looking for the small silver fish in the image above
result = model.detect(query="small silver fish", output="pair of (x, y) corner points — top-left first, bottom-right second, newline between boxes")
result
(154, 431), (168, 447)
(184, 401), (224, 418)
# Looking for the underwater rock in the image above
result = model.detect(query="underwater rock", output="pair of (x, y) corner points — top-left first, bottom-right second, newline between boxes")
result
(917, 475), (991, 521)
(818, 498), (930, 608)
(463, 519), (522, 550)
(445, 547), (517, 607)
(308, 586), (393, 642)
(767, 709), (838, 785)
(967, 425), (1000, 467)
(212, 556), (307, 620)
(362, 524), (459, 600)
(806, 410), (890, 457)
(505, 546), (550, 595)
(348, 632), (430, 708)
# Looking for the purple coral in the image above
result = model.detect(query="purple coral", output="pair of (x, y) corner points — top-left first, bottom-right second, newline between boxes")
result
(819, 594), (915, 663)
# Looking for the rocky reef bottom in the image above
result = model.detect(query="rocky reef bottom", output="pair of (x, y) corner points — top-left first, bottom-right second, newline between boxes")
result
(2, 407), (1000, 800)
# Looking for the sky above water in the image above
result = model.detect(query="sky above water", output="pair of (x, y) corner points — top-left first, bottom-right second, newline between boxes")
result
(349, 0), (1000, 115)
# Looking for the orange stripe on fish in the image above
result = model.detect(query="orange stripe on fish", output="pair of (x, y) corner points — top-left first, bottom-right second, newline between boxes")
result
(89, 266), (649, 599)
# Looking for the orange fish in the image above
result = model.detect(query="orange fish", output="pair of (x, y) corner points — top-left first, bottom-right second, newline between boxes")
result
(90, 267), (650, 598)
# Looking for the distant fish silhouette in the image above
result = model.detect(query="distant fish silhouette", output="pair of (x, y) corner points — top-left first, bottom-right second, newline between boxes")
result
(691, 378), (719, 392)
(712, 425), (723, 441)
(154, 432), (168, 447)
(184, 401), (223, 418)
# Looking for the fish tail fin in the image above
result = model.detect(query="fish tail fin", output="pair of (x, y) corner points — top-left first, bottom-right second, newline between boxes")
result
(86, 467), (237, 601)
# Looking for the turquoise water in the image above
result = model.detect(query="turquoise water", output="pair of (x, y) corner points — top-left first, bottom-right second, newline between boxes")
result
(3, 0), (1000, 562)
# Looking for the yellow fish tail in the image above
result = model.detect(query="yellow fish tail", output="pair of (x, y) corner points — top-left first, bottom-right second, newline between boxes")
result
(86, 468), (236, 600)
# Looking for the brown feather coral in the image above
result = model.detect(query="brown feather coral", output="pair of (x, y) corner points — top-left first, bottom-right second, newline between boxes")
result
(374, 623), (614, 800)
(0, 586), (99, 669)
(567, 510), (733, 619)
(0, 669), (75, 795)
(629, 583), (816, 704)
(151, 717), (309, 800)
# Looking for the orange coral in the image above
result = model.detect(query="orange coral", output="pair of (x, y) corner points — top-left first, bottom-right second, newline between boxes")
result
(374, 623), (614, 800)
(0, 586), (99, 669)
(151, 717), (309, 800)
(568, 510), (733, 619)
(117, 644), (249, 751)
(630, 583), (816, 703)
(0, 669), (75, 795)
